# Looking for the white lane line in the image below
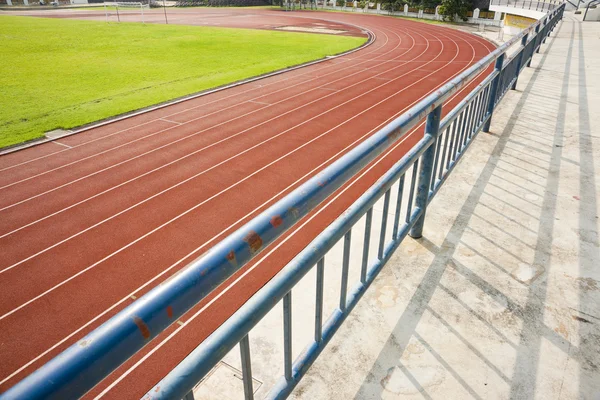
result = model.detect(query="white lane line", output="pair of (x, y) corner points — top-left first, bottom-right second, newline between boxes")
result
(0, 57), (358, 170)
(0, 27), (495, 388)
(0, 29), (423, 287)
(0, 29), (403, 194)
(97, 35), (493, 398)
(351, 59), (475, 63)
(0, 30), (422, 270)
(248, 100), (272, 106)
(0, 103), (260, 191)
(52, 142), (72, 149)
(97, 31), (497, 397)
(0, 35), (410, 223)
(6, 20), (478, 320)
(3, 23), (482, 291)
(0, 26), (387, 174)
(159, 118), (183, 125)
(0, 103), (265, 212)
(318, 87), (340, 91)
(0, 28), (411, 223)
(0, 25), (401, 389)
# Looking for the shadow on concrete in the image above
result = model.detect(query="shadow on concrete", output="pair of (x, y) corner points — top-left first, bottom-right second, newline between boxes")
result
(354, 17), (600, 400)
(575, 19), (600, 400)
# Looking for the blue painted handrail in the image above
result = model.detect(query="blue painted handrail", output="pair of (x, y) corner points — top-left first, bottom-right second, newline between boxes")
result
(0, 4), (564, 399)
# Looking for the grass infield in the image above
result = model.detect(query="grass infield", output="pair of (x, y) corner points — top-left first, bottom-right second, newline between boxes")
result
(0, 15), (365, 148)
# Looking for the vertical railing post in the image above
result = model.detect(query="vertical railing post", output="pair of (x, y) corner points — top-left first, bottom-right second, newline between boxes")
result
(239, 335), (254, 400)
(361, 209), (373, 283)
(529, 24), (540, 64)
(482, 53), (505, 133)
(183, 390), (196, 400)
(409, 105), (442, 239)
(511, 33), (528, 90)
(314, 258), (324, 342)
(377, 190), (391, 260)
(392, 177), (405, 240)
(542, 17), (548, 44)
(283, 292), (292, 381)
(339, 230), (352, 311)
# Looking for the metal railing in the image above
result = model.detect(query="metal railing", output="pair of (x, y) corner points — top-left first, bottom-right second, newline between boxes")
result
(490, 0), (560, 12)
(583, 0), (599, 19)
(0, 4), (565, 400)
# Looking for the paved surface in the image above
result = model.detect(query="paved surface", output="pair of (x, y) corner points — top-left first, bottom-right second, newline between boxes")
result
(0, 8), (495, 399)
(275, 11), (599, 400)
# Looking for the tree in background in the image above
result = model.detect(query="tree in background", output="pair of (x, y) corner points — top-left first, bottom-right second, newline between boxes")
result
(419, 0), (439, 9)
(380, 0), (401, 11)
(439, 0), (472, 21)
(380, 0), (446, 11)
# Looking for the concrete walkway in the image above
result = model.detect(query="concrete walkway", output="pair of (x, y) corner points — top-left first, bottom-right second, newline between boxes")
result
(290, 12), (600, 400)
(188, 12), (599, 400)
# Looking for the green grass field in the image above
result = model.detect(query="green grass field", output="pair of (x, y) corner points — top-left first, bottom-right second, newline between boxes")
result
(0, 16), (365, 148)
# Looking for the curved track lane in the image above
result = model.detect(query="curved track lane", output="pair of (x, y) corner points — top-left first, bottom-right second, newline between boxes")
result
(0, 9), (495, 398)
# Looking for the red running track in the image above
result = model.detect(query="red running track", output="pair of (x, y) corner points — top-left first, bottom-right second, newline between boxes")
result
(0, 8), (495, 399)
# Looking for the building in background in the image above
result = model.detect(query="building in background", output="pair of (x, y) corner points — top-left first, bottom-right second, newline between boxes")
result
(490, 0), (560, 33)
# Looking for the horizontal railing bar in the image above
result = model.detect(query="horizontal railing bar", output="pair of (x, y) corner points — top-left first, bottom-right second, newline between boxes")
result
(0, 61), (442, 400)
(1, 5), (564, 400)
(144, 133), (434, 400)
(439, 72), (495, 133)
(503, 45), (526, 67)
(148, 7), (562, 399)
(267, 189), (424, 400)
